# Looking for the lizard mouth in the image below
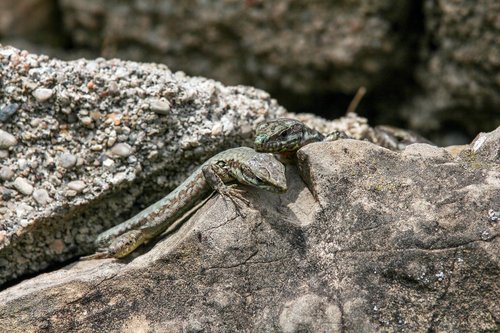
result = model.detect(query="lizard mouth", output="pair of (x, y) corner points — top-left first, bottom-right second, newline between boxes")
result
(261, 183), (287, 193)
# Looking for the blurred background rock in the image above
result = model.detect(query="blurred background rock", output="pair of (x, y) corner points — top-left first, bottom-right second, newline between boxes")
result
(1, 0), (498, 145)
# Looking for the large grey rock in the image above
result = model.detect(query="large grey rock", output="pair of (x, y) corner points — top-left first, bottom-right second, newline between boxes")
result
(58, 0), (415, 94)
(0, 127), (497, 332)
(0, 45), (286, 287)
(403, 0), (500, 141)
(0, 0), (55, 39)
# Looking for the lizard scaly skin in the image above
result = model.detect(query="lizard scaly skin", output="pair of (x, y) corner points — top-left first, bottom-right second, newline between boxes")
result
(254, 118), (348, 154)
(254, 118), (433, 153)
(89, 147), (287, 259)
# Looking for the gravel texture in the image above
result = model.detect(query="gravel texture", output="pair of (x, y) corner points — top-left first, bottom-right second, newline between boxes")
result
(0, 45), (290, 286)
(0, 44), (432, 287)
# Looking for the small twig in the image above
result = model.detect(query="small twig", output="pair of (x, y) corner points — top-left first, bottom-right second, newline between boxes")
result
(346, 86), (366, 115)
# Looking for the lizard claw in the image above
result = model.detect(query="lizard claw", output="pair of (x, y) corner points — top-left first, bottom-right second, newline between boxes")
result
(219, 184), (251, 206)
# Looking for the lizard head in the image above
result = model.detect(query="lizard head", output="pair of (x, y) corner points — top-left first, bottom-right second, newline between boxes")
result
(254, 118), (323, 153)
(240, 153), (287, 193)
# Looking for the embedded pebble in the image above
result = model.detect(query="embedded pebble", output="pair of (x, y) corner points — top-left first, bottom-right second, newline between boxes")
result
(103, 159), (115, 168)
(0, 103), (19, 122)
(0, 166), (14, 180)
(32, 88), (53, 102)
(0, 129), (17, 148)
(33, 189), (50, 206)
(50, 239), (65, 255)
(67, 180), (86, 193)
(80, 116), (93, 126)
(149, 98), (171, 114)
(59, 153), (77, 169)
(16, 203), (33, 218)
(0, 45), (279, 287)
(111, 143), (132, 157)
(13, 177), (34, 195)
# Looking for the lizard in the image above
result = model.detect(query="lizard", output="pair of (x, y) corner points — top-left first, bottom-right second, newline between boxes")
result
(85, 147), (287, 259)
(254, 117), (433, 154)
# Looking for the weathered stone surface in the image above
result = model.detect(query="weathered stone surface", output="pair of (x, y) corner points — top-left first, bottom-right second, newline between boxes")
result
(0, 0), (55, 39)
(403, 0), (500, 141)
(0, 128), (497, 332)
(0, 45), (286, 286)
(58, 0), (416, 95)
(2, 1), (498, 145)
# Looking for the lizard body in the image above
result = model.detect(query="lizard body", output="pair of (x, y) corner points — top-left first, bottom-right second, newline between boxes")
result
(91, 147), (287, 258)
(255, 118), (433, 153)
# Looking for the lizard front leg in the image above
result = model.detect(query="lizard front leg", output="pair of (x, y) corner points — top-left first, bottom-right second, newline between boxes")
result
(202, 163), (250, 206)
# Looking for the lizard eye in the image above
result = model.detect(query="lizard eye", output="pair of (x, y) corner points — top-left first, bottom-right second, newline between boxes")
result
(279, 130), (289, 138)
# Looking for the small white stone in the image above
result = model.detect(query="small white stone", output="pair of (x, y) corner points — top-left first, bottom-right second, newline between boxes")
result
(0, 166), (14, 180)
(211, 123), (223, 136)
(111, 143), (132, 157)
(32, 88), (53, 102)
(67, 180), (86, 193)
(149, 98), (171, 114)
(0, 129), (17, 149)
(59, 153), (77, 169)
(33, 188), (50, 205)
(13, 177), (34, 195)
(16, 203), (33, 218)
(111, 172), (127, 184)
(103, 159), (115, 168)
(80, 116), (93, 126)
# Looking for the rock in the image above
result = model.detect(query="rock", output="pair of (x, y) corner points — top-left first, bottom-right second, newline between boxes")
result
(0, 129), (17, 149)
(403, 0), (500, 141)
(149, 98), (171, 114)
(58, 0), (415, 95)
(32, 88), (53, 102)
(15, 203), (33, 218)
(0, 0), (55, 40)
(66, 180), (86, 193)
(0, 45), (287, 288)
(59, 153), (77, 169)
(102, 159), (114, 168)
(13, 177), (34, 196)
(0, 133), (497, 332)
(468, 126), (500, 163)
(110, 143), (132, 157)
(0, 166), (14, 181)
(0, 103), (18, 122)
(32, 189), (50, 206)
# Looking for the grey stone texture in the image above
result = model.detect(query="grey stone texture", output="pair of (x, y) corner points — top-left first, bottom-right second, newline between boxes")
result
(0, 126), (497, 332)
(1, 1), (498, 142)
(404, 0), (500, 140)
(0, 45), (286, 286)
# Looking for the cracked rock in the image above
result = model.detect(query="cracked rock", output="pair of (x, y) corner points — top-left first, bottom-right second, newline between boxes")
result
(0, 127), (497, 332)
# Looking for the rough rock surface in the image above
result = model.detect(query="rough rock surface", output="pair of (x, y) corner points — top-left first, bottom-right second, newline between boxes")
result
(0, 0), (55, 39)
(58, 0), (416, 94)
(0, 126), (497, 332)
(404, 0), (500, 140)
(0, 46), (379, 288)
(0, 45), (289, 286)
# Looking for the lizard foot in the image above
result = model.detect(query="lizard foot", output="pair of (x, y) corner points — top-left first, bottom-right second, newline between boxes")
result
(219, 184), (251, 206)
